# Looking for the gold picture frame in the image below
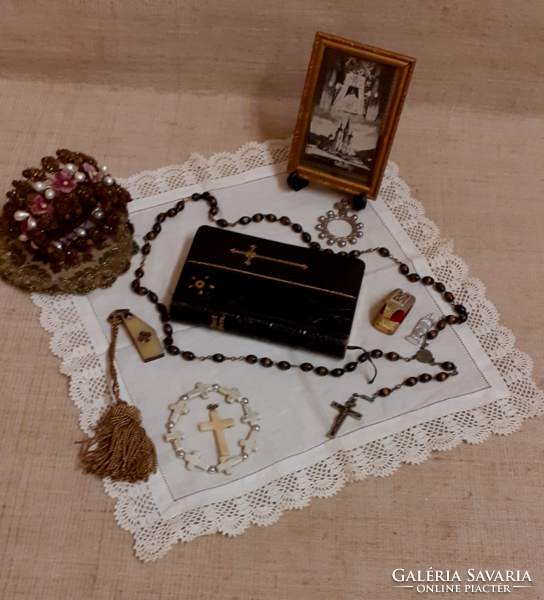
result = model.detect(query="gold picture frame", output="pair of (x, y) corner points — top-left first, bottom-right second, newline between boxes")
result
(288, 32), (415, 200)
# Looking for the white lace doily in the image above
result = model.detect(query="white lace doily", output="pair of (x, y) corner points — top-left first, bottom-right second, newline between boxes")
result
(32, 140), (544, 561)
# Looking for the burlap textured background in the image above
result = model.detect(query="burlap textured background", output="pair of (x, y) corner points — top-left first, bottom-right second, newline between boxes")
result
(0, 1), (543, 598)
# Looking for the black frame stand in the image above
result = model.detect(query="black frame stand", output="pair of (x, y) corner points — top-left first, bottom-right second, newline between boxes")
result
(287, 171), (367, 210)
(287, 171), (309, 191)
(351, 192), (367, 211)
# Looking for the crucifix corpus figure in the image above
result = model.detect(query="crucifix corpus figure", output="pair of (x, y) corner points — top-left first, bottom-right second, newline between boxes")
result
(327, 396), (363, 438)
(198, 404), (235, 460)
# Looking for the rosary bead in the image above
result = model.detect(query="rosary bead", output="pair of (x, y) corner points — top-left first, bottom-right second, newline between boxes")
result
(167, 345), (181, 355)
(370, 349), (383, 359)
(405, 376), (418, 387)
(156, 213), (167, 223)
(345, 362), (358, 372)
(252, 213), (264, 222)
(142, 243), (151, 255)
(192, 193), (202, 201)
(408, 273), (420, 283)
(148, 292), (158, 303)
(378, 247), (390, 257)
(435, 282), (446, 293)
(245, 354), (258, 364)
(323, 248), (334, 254)
(379, 388), (391, 397)
(157, 303), (168, 314)
(330, 368), (345, 377)
(153, 223), (162, 234)
(302, 232), (312, 243)
(422, 276), (434, 286)
(446, 315), (458, 325)
(291, 223), (303, 233)
(436, 319), (447, 330)
(182, 351), (195, 361)
(419, 373), (432, 383)
(239, 216), (251, 225)
(277, 361), (291, 371)
(426, 330), (438, 340)
(444, 292), (455, 303)
(146, 231), (156, 241)
(386, 351), (400, 361)
(266, 214), (277, 222)
(213, 353), (225, 363)
(309, 241), (321, 250)
(280, 216), (291, 226)
(441, 362), (456, 371)
(134, 268), (144, 278)
(455, 304), (467, 314)
(207, 197), (217, 207)
(209, 207), (219, 216)
(137, 286), (148, 296)
(350, 250), (361, 258)
(260, 357), (273, 368)
(300, 362), (314, 372)
(176, 201), (185, 211)
(131, 279), (141, 290)
(457, 313), (468, 324)
(202, 191), (212, 200)
(163, 323), (173, 335)
(164, 336), (174, 346)
(217, 219), (228, 228)
(338, 251), (347, 257)
(167, 208), (178, 218)
(399, 264), (410, 275)
(315, 366), (329, 376)
(436, 372), (449, 382)
(160, 313), (170, 322)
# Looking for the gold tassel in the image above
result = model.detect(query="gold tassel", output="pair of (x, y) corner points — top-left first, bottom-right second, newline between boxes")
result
(80, 311), (157, 483)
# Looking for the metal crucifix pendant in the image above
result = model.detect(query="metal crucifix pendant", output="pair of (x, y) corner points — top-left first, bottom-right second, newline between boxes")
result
(327, 395), (363, 438)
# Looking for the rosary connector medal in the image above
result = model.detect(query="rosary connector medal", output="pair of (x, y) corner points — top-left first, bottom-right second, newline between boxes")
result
(373, 288), (415, 335)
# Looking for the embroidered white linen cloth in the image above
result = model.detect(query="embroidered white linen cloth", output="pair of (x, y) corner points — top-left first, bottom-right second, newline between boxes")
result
(33, 141), (543, 561)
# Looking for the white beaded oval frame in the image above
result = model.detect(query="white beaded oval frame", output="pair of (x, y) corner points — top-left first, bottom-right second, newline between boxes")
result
(165, 382), (260, 476)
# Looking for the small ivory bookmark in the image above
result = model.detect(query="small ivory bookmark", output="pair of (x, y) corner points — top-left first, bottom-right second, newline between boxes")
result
(114, 310), (165, 362)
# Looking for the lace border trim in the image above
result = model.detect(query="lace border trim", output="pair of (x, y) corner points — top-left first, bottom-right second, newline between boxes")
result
(32, 139), (544, 561)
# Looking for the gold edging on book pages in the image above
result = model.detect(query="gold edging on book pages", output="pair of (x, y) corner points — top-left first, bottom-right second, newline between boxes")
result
(185, 260), (356, 299)
(210, 315), (226, 331)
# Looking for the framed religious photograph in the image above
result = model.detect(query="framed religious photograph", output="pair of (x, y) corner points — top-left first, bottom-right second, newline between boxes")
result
(288, 32), (415, 200)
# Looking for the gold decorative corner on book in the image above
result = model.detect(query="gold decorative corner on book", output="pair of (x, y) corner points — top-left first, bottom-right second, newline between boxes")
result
(230, 245), (308, 269)
(189, 275), (215, 295)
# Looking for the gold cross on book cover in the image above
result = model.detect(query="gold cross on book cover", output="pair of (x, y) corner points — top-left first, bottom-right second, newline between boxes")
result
(230, 245), (308, 269)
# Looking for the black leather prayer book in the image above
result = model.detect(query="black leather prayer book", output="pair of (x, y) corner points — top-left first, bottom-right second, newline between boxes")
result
(170, 226), (365, 357)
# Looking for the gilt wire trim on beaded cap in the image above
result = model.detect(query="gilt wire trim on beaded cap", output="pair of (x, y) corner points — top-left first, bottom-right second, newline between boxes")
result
(129, 192), (467, 397)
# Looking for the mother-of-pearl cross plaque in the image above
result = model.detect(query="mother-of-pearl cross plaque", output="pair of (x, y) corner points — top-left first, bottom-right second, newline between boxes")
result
(198, 404), (235, 460)
(165, 382), (261, 475)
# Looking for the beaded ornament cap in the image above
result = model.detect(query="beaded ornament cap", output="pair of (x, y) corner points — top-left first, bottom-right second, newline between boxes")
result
(0, 149), (136, 294)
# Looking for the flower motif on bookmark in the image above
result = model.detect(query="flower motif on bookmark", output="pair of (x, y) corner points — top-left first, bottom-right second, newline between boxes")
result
(114, 309), (164, 362)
